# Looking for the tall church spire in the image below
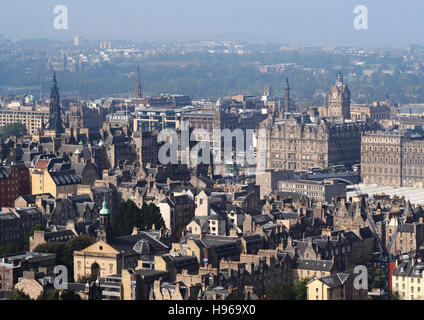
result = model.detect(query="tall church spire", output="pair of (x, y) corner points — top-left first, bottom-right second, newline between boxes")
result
(284, 78), (290, 113)
(136, 65), (142, 99)
(47, 71), (64, 135)
(336, 69), (344, 87)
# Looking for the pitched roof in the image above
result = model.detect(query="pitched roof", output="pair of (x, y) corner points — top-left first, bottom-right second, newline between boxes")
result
(295, 259), (334, 272)
(317, 271), (354, 288)
(35, 159), (50, 170)
(108, 231), (169, 256)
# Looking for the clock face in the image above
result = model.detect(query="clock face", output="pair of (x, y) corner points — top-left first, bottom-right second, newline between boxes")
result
(333, 92), (338, 99)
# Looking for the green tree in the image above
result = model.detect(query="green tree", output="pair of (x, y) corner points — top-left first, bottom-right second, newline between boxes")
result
(369, 267), (381, 289)
(37, 289), (81, 300)
(0, 123), (27, 139)
(294, 278), (311, 300)
(77, 274), (98, 284)
(139, 202), (165, 231)
(37, 289), (60, 300)
(111, 200), (165, 237)
(111, 200), (141, 237)
(33, 242), (66, 265)
(62, 236), (97, 268)
(0, 243), (19, 256)
(61, 289), (82, 300)
(265, 281), (296, 300)
(7, 288), (31, 300)
(389, 291), (400, 300)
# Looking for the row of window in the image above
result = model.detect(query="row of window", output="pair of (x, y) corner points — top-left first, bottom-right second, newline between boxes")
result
(363, 145), (424, 154)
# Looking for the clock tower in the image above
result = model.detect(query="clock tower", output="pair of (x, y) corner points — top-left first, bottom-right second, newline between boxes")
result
(327, 71), (351, 120)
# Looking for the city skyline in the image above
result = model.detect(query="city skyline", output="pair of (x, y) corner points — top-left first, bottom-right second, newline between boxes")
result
(2, 1), (424, 305)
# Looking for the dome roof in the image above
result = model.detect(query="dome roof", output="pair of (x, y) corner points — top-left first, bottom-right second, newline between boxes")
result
(133, 239), (153, 255)
(99, 200), (110, 215)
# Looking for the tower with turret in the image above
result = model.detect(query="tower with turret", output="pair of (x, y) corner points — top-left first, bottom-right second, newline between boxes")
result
(327, 71), (351, 120)
(97, 199), (111, 243)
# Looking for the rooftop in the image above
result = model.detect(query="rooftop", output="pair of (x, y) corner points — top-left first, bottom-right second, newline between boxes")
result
(347, 184), (424, 205)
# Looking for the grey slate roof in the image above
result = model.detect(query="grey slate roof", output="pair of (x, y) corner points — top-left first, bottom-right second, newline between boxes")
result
(393, 260), (424, 278)
(44, 229), (76, 242)
(317, 270), (355, 288)
(295, 259), (334, 272)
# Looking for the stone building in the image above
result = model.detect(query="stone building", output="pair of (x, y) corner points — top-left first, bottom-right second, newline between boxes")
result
(0, 162), (30, 207)
(332, 197), (369, 233)
(154, 254), (199, 282)
(0, 105), (49, 135)
(307, 270), (368, 300)
(326, 71), (351, 120)
(392, 257), (424, 300)
(29, 229), (77, 252)
(73, 214), (169, 282)
(150, 279), (201, 300)
(30, 156), (81, 198)
(384, 216), (424, 255)
(104, 135), (137, 170)
(350, 103), (391, 122)
(260, 113), (367, 171)
(158, 194), (195, 236)
(256, 170), (294, 199)
(0, 252), (55, 291)
(361, 130), (424, 187)
(121, 268), (168, 300)
(0, 207), (42, 248)
(278, 179), (346, 203)
(66, 103), (102, 134)
(315, 71), (351, 121)
(133, 131), (161, 168)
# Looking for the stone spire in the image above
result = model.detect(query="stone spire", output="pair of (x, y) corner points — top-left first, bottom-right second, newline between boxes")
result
(284, 78), (290, 113)
(47, 71), (64, 135)
(136, 65), (142, 99)
(336, 67), (343, 86)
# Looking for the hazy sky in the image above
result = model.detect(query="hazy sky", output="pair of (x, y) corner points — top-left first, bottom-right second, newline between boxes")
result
(0, 0), (423, 47)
